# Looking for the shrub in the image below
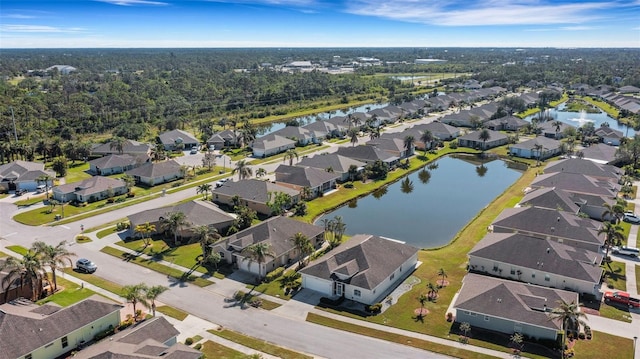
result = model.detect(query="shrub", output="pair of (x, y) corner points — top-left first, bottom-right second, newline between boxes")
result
(185, 337), (194, 345)
(77, 201), (88, 207)
(366, 303), (382, 314)
(115, 197), (126, 203)
(449, 140), (458, 149)
(106, 198), (115, 203)
(127, 192), (136, 198)
(578, 332), (586, 340)
(446, 312), (453, 322)
(343, 183), (354, 188)
(194, 343), (202, 350)
(265, 267), (285, 282)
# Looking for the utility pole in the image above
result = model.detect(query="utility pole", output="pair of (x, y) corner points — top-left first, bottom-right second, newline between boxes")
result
(10, 106), (18, 141)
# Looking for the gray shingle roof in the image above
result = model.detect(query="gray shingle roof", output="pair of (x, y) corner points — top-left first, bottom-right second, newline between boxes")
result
(91, 140), (153, 156)
(159, 129), (199, 146)
(274, 165), (340, 188)
(297, 154), (365, 173)
(55, 176), (126, 197)
(458, 129), (508, 142)
(519, 187), (580, 213)
(300, 234), (418, 290)
(89, 154), (149, 169)
(225, 216), (324, 257)
(336, 145), (398, 163)
(0, 295), (122, 359)
(212, 179), (299, 204)
(0, 160), (53, 182)
(492, 207), (604, 247)
(469, 232), (603, 282)
(128, 200), (235, 229)
(125, 160), (182, 178)
(531, 171), (619, 197)
(251, 134), (296, 151)
(510, 136), (562, 151)
(544, 158), (621, 180)
(454, 274), (578, 331)
(580, 143), (618, 164)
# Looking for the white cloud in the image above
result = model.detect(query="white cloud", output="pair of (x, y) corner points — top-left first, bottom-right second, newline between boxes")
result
(96, 0), (169, 6)
(204, 0), (318, 6)
(559, 26), (597, 31)
(1, 24), (85, 33)
(346, 0), (616, 26)
(3, 14), (37, 19)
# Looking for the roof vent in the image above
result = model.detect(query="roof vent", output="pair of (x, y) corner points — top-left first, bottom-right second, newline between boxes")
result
(497, 298), (502, 303)
(557, 216), (560, 222)
(546, 248), (550, 253)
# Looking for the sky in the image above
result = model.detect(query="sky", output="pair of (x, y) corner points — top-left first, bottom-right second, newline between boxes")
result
(1, 0), (639, 48)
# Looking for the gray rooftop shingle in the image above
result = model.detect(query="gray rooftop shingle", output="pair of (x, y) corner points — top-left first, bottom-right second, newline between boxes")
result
(274, 165), (340, 188)
(212, 179), (299, 204)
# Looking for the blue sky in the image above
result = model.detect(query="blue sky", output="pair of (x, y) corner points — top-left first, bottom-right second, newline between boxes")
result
(1, 0), (639, 48)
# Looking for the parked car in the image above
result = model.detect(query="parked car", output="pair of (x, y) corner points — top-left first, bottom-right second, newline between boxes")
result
(15, 189), (27, 196)
(612, 246), (639, 257)
(604, 291), (640, 308)
(76, 258), (97, 273)
(623, 212), (640, 224)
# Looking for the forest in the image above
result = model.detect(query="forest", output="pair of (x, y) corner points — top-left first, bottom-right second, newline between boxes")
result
(0, 47), (639, 163)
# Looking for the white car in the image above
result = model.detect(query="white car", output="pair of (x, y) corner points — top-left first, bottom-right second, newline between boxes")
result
(623, 212), (640, 224)
(76, 258), (97, 273)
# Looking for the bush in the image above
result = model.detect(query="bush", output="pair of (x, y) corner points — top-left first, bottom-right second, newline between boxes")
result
(185, 337), (194, 345)
(127, 192), (136, 198)
(116, 221), (130, 231)
(78, 201), (88, 207)
(106, 198), (115, 203)
(343, 183), (354, 188)
(194, 343), (202, 350)
(265, 267), (285, 283)
(366, 303), (382, 314)
(449, 140), (458, 149)
(115, 197), (126, 203)
(578, 332), (586, 340)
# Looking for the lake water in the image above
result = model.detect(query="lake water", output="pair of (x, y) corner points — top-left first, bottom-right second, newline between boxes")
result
(315, 155), (524, 249)
(523, 103), (631, 136)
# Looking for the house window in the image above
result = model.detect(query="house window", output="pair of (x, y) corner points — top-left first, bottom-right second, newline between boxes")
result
(484, 316), (490, 321)
(354, 289), (361, 297)
(390, 273), (395, 281)
(25, 355), (32, 359)
(531, 272), (536, 278)
(545, 274), (551, 282)
(219, 252), (225, 258)
(61, 336), (68, 348)
(510, 269), (516, 275)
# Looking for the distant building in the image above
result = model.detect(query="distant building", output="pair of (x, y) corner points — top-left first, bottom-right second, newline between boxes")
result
(414, 59), (447, 64)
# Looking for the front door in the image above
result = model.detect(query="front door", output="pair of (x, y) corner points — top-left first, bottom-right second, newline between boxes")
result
(333, 282), (344, 297)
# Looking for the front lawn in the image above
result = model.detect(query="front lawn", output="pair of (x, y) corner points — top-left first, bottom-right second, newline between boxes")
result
(199, 340), (248, 359)
(207, 329), (312, 359)
(156, 305), (189, 321)
(602, 261), (626, 291)
(6, 245), (29, 256)
(573, 331), (634, 359)
(598, 302), (633, 323)
(37, 277), (98, 307)
(61, 267), (125, 296)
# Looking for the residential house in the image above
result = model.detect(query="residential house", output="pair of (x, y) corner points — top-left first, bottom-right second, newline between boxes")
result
(580, 143), (619, 165)
(53, 177), (127, 203)
(484, 116), (528, 132)
(568, 192), (617, 222)
(207, 129), (239, 149)
(594, 126), (624, 146)
(300, 234), (419, 305)
(158, 129), (200, 151)
(0, 295), (122, 359)
(336, 145), (399, 166)
(211, 179), (300, 216)
(538, 121), (575, 139)
(531, 171), (620, 198)
(272, 126), (318, 145)
(518, 187), (581, 214)
(457, 130), (508, 150)
(366, 137), (413, 158)
(75, 316), (200, 359)
(453, 274), (578, 341)
(468, 232), (603, 298)
(127, 200), (236, 240)
(509, 136), (562, 160)
(211, 216), (324, 277)
(90, 139), (153, 157)
(0, 160), (55, 192)
(302, 120), (342, 139)
(274, 165), (340, 198)
(125, 159), (183, 186)
(250, 134), (296, 158)
(297, 154), (366, 182)
(491, 206), (604, 251)
(88, 154), (149, 175)
(412, 122), (461, 141)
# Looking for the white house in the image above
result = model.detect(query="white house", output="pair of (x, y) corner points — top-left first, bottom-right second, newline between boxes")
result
(300, 234), (419, 305)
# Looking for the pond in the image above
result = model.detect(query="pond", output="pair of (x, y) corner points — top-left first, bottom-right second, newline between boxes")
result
(523, 102), (631, 136)
(315, 155), (524, 249)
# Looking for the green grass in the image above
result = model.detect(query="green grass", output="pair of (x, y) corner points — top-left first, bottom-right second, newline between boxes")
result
(100, 246), (214, 287)
(65, 162), (92, 183)
(37, 277), (98, 307)
(0, 251), (7, 257)
(602, 261), (626, 291)
(156, 305), (189, 321)
(15, 196), (47, 206)
(97, 226), (119, 239)
(573, 331), (633, 359)
(6, 245), (29, 256)
(75, 235), (93, 243)
(306, 313), (508, 359)
(249, 144), (331, 165)
(247, 276), (294, 300)
(61, 267), (126, 295)
(208, 329), (313, 359)
(115, 238), (225, 279)
(579, 96), (621, 119)
(199, 340), (249, 359)
(598, 302), (633, 323)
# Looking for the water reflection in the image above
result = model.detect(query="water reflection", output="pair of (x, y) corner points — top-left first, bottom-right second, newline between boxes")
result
(418, 168), (431, 184)
(372, 186), (388, 199)
(476, 164), (488, 177)
(400, 177), (414, 194)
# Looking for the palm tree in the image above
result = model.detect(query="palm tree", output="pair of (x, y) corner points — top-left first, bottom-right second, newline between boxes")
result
(331, 215), (346, 246)
(241, 243), (276, 280)
(0, 252), (46, 301)
(290, 232), (313, 268)
(403, 135), (415, 156)
(601, 202), (624, 223)
(161, 211), (190, 245)
(232, 160), (253, 180)
(459, 322), (471, 344)
(300, 186), (313, 201)
(255, 167), (267, 178)
(533, 143), (544, 166)
(420, 130), (434, 155)
(427, 281), (439, 301)
(549, 299), (588, 358)
(597, 221), (625, 260)
(191, 225), (220, 262)
(417, 293), (428, 320)
(348, 128), (359, 147)
(109, 136), (126, 154)
(122, 283), (149, 321)
(144, 285), (168, 317)
(478, 129), (491, 154)
(196, 183), (212, 200)
(134, 222), (156, 247)
(283, 149), (299, 166)
(437, 268), (448, 288)
(552, 120), (563, 139)
(36, 174), (53, 200)
(347, 164), (359, 183)
(32, 240), (75, 293)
